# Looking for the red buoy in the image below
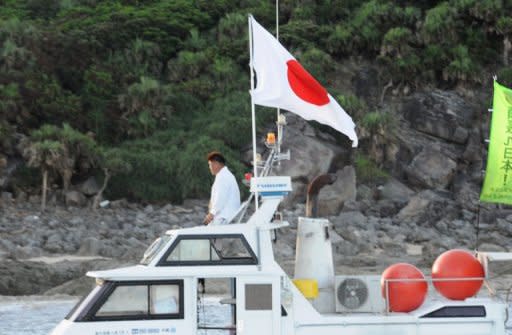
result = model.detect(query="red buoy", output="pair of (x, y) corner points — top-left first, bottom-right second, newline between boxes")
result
(381, 263), (428, 312)
(432, 249), (484, 300)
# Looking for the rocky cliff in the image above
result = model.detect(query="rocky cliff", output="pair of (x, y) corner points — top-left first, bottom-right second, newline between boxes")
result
(2, 80), (512, 296)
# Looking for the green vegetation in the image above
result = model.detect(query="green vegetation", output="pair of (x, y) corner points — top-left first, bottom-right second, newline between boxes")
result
(22, 123), (99, 210)
(361, 111), (393, 135)
(355, 154), (389, 184)
(0, 0), (510, 201)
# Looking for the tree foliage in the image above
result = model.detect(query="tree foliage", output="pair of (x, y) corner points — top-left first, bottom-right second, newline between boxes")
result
(25, 124), (99, 192)
(0, 0), (510, 202)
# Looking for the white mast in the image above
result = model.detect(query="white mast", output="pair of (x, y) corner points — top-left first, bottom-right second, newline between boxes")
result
(248, 16), (259, 210)
(276, 0), (281, 158)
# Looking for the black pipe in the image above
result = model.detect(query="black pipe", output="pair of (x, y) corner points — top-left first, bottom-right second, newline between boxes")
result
(305, 173), (337, 218)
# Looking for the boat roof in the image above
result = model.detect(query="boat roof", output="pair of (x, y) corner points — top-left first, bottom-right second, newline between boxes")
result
(87, 219), (289, 281)
(87, 263), (284, 281)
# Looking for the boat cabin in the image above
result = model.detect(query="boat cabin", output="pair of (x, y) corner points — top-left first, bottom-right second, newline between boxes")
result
(52, 219), (292, 335)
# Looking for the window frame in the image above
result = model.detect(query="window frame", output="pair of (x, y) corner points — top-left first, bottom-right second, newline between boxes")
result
(79, 280), (184, 322)
(157, 234), (258, 266)
(420, 305), (486, 318)
(140, 234), (173, 265)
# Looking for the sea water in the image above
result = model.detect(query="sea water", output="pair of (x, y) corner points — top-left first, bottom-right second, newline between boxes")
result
(0, 296), (77, 335)
(0, 296), (231, 335)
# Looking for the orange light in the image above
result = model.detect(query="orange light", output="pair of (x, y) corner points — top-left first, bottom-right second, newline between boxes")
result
(267, 132), (276, 145)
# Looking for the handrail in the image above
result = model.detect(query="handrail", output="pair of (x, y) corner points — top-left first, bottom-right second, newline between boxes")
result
(382, 276), (489, 313)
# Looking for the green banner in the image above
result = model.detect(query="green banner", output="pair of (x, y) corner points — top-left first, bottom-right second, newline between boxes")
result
(481, 81), (512, 204)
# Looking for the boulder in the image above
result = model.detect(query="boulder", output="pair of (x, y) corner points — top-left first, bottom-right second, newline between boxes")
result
(333, 211), (367, 232)
(462, 128), (482, 163)
(402, 90), (474, 144)
(0, 259), (83, 295)
(43, 233), (64, 253)
(44, 276), (96, 296)
(78, 177), (100, 196)
(405, 147), (457, 189)
(1, 191), (13, 202)
(477, 243), (507, 252)
(273, 114), (342, 202)
(65, 190), (87, 207)
(396, 190), (455, 224)
(452, 174), (480, 211)
(78, 237), (104, 256)
(377, 178), (415, 204)
(317, 166), (357, 216)
(110, 198), (129, 208)
(276, 133), (337, 178)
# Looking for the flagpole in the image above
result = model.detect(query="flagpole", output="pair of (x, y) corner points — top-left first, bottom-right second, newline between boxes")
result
(276, 0), (281, 157)
(248, 16), (259, 211)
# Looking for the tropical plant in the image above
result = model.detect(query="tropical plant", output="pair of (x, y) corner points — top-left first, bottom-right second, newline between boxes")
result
(92, 147), (132, 210)
(443, 45), (479, 83)
(325, 24), (354, 56)
(118, 76), (173, 137)
(361, 111), (393, 136)
(336, 95), (367, 121)
(27, 124), (99, 192)
(0, 83), (20, 119)
(379, 27), (422, 85)
(354, 153), (389, 184)
(421, 2), (460, 45)
(22, 139), (65, 211)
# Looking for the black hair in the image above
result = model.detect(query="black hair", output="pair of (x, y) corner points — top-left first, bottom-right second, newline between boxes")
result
(207, 151), (226, 164)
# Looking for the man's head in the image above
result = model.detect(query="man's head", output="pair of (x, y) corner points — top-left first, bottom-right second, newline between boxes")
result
(207, 151), (226, 175)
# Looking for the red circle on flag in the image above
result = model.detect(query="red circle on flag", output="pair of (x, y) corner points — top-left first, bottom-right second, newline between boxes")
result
(286, 60), (329, 106)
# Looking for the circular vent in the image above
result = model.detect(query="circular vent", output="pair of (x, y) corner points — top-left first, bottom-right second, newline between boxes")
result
(337, 278), (368, 309)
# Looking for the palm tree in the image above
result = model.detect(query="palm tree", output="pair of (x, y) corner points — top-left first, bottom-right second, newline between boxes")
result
(92, 147), (132, 210)
(27, 124), (99, 198)
(23, 139), (65, 211)
(125, 38), (162, 77)
(118, 77), (173, 137)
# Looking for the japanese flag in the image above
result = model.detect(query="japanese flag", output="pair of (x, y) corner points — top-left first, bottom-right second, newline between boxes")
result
(249, 16), (358, 147)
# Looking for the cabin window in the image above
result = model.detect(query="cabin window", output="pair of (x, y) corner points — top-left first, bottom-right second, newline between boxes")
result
(420, 306), (486, 318)
(158, 234), (258, 266)
(150, 284), (180, 314)
(167, 239), (218, 261)
(96, 285), (147, 317)
(140, 234), (172, 265)
(81, 280), (184, 321)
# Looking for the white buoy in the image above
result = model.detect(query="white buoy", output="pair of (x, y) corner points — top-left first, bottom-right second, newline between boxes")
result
(294, 217), (335, 313)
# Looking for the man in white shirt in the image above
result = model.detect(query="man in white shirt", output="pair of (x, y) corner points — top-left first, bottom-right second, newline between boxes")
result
(204, 151), (241, 225)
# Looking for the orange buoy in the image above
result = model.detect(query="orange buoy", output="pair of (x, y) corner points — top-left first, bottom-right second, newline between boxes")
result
(432, 249), (484, 300)
(381, 263), (428, 312)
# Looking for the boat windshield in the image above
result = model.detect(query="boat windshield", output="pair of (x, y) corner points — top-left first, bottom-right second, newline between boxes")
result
(140, 234), (172, 265)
